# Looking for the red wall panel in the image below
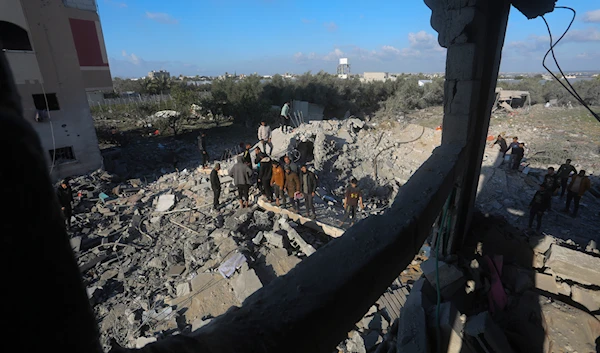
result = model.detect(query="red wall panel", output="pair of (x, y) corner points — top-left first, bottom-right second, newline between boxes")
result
(69, 18), (107, 66)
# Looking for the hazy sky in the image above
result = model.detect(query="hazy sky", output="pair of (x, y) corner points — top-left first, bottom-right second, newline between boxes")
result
(98, 0), (600, 78)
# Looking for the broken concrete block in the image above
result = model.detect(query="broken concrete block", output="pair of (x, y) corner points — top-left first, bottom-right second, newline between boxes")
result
(345, 331), (366, 353)
(546, 244), (600, 286)
(191, 272), (217, 292)
(176, 282), (191, 297)
(421, 259), (465, 296)
(135, 336), (157, 349)
(191, 317), (212, 331)
(572, 285), (600, 312)
(436, 302), (469, 353)
(557, 282), (571, 296)
(362, 313), (388, 332)
(252, 231), (264, 245)
(147, 257), (164, 269)
(280, 222), (316, 256)
(210, 228), (230, 239)
(264, 232), (284, 248)
(155, 194), (175, 212)
(465, 312), (515, 353)
(586, 240), (598, 253)
(70, 236), (81, 252)
(231, 265), (262, 303)
(534, 273), (558, 295)
(529, 234), (555, 254)
(533, 252), (545, 269)
(167, 265), (186, 277)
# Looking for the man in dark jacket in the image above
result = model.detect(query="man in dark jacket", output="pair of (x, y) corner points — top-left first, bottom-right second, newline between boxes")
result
(542, 167), (559, 210)
(210, 163), (221, 210)
(198, 131), (209, 168)
(229, 156), (253, 208)
(56, 178), (73, 229)
(565, 170), (592, 218)
(258, 157), (273, 202)
(242, 143), (252, 166)
(512, 142), (524, 170)
(529, 185), (552, 232)
(556, 159), (577, 198)
(493, 135), (508, 156)
(300, 165), (317, 218)
(284, 165), (301, 212)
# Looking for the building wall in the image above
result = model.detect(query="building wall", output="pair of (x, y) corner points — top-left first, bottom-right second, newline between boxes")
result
(1, 0), (109, 181)
(362, 72), (389, 82)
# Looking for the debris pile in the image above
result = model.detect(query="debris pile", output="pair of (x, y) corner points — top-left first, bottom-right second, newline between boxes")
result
(65, 168), (333, 351)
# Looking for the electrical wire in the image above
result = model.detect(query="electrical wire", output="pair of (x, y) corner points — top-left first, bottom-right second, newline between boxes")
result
(541, 7), (600, 123)
(39, 81), (57, 174)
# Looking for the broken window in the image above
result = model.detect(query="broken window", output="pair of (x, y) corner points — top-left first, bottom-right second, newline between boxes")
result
(32, 93), (60, 111)
(49, 146), (76, 163)
(0, 21), (33, 51)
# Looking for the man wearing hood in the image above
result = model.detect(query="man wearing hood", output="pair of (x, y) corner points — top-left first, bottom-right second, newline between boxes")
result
(56, 178), (73, 229)
(229, 156), (252, 208)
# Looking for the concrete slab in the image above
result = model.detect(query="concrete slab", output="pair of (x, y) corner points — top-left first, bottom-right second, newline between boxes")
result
(264, 232), (284, 248)
(465, 312), (515, 353)
(176, 282), (191, 297)
(421, 259), (465, 294)
(572, 286), (600, 312)
(529, 234), (556, 254)
(191, 318), (213, 331)
(167, 265), (186, 277)
(546, 245), (600, 286)
(231, 265), (263, 303)
(534, 273), (558, 295)
(265, 247), (301, 277)
(135, 336), (157, 348)
(70, 236), (81, 252)
(155, 194), (175, 212)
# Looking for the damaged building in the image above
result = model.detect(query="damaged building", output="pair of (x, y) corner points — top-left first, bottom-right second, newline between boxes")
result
(3, 0), (600, 353)
(0, 0), (113, 181)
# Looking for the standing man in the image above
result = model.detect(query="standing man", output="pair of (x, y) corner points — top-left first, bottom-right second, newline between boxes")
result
(283, 155), (298, 174)
(508, 136), (520, 169)
(556, 159), (577, 198)
(341, 178), (365, 226)
(56, 178), (73, 229)
(258, 121), (273, 155)
(270, 160), (286, 207)
(512, 142), (525, 170)
(198, 131), (209, 168)
(229, 156), (253, 208)
(542, 167), (560, 210)
(284, 165), (301, 212)
(258, 157), (273, 202)
(300, 165), (317, 218)
(493, 134), (508, 156)
(210, 163), (221, 210)
(564, 170), (591, 218)
(280, 101), (292, 133)
(528, 185), (552, 232)
(243, 143), (253, 166)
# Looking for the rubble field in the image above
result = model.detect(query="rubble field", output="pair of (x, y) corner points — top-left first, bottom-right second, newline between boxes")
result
(73, 103), (600, 351)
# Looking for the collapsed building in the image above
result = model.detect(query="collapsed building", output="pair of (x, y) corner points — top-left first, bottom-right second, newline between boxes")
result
(493, 88), (531, 112)
(4, 1), (600, 353)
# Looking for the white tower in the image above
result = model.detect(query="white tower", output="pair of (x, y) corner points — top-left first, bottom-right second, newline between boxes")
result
(337, 58), (350, 79)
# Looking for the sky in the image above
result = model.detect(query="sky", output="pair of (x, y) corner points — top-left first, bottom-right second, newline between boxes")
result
(98, 0), (600, 78)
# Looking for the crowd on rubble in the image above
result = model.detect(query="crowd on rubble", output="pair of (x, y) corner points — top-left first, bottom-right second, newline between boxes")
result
(56, 102), (366, 231)
(491, 134), (594, 233)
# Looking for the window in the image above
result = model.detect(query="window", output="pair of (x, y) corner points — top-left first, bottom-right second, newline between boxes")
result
(0, 21), (33, 51)
(49, 147), (76, 164)
(32, 94), (60, 111)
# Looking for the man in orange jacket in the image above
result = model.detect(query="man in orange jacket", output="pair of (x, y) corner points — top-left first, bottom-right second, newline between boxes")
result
(564, 170), (591, 218)
(270, 160), (286, 207)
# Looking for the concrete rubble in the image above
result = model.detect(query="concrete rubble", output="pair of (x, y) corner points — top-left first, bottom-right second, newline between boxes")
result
(62, 168), (337, 351)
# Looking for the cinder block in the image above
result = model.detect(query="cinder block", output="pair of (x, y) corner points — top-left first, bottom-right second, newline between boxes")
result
(546, 245), (600, 286)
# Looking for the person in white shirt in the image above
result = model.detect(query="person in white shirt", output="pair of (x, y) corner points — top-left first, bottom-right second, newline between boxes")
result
(257, 120), (273, 155)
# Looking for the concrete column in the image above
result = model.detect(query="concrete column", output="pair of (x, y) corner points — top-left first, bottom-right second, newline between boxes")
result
(425, 0), (511, 253)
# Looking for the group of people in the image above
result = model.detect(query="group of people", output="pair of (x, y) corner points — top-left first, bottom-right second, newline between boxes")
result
(493, 135), (525, 170)
(528, 159), (592, 232)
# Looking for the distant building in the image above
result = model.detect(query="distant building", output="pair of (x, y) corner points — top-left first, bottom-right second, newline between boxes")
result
(148, 70), (170, 80)
(1, 0), (113, 181)
(361, 72), (396, 83)
(418, 80), (433, 86)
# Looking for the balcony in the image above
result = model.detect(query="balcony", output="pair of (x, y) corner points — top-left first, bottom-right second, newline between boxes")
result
(62, 0), (97, 12)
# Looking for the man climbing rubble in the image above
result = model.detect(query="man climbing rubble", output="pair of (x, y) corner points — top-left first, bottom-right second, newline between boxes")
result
(229, 156), (252, 208)
(56, 178), (73, 229)
(341, 178), (364, 227)
(210, 163), (221, 210)
(271, 160), (286, 207)
(564, 170), (591, 218)
(508, 136), (520, 170)
(492, 134), (508, 156)
(280, 101), (292, 134)
(284, 165), (301, 212)
(528, 184), (551, 232)
(300, 165), (317, 218)
(243, 143), (253, 166)
(557, 159), (577, 198)
(258, 121), (273, 155)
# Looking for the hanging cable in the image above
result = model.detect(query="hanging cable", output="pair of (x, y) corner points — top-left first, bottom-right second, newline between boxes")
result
(40, 80), (57, 174)
(541, 7), (600, 123)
